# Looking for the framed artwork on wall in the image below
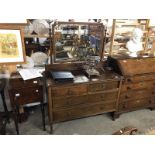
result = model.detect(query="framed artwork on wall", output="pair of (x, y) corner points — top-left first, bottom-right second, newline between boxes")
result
(0, 28), (26, 64)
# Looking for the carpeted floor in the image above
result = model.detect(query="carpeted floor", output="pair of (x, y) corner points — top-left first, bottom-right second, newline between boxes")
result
(3, 105), (155, 135)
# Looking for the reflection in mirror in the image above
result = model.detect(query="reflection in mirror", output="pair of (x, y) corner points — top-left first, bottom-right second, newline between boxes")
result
(53, 22), (104, 63)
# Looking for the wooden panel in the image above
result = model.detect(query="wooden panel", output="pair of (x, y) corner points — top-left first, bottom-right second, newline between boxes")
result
(118, 57), (155, 76)
(119, 98), (151, 111)
(53, 95), (87, 109)
(87, 91), (118, 103)
(121, 81), (155, 92)
(120, 89), (155, 101)
(88, 81), (118, 92)
(9, 86), (43, 105)
(51, 84), (87, 97)
(9, 77), (40, 88)
(124, 73), (155, 83)
(53, 102), (116, 122)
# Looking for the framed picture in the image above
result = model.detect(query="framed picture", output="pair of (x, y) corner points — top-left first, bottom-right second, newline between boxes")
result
(0, 28), (26, 64)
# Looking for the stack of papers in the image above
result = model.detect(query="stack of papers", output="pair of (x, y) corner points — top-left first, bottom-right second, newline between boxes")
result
(19, 68), (43, 80)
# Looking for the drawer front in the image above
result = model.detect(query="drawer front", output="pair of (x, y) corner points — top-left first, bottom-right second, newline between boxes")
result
(120, 89), (154, 101)
(10, 86), (43, 105)
(53, 102), (116, 122)
(53, 95), (87, 109)
(10, 78), (40, 88)
(87, 91), (118, 103)
(88, 81), (118, 92)
(51, 84), (87, 97)
(121, 81), (155, 92)
(119, 98), (151, 111)
(124, 74), (155, 83)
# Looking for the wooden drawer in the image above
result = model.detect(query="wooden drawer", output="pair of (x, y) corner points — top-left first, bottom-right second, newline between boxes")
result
(120, 89), (154, 101)
(88, 80), (118, 92)
(124, 74), (155, 83)
(51, 84), (87, 97)
(9, 78), (40, 88)
(53, 95), (87, 109)
(121, 81), (155, 92)
(119, 98), (151, 111)
(87, 91), (118, 103)
(53, 102), (116, 122)
(9, 86), (43, 105)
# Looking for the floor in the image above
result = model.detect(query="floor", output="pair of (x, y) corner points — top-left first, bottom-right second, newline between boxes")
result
(4, 105), (155, 135)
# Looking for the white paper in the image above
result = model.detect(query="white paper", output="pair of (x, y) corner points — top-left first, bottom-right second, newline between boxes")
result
(19, 69), (43, 80)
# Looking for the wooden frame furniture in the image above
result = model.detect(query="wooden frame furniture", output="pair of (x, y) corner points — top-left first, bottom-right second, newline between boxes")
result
(52, 21), (104, 64)
(8, 72), (46, 134)
(45, 64), (121, 133)
(108, 56), (155, 119)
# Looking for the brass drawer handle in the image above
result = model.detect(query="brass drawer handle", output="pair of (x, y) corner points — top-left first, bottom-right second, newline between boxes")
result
(100, 95), (105, 99)
(102, 84), (106, 89)
(152, 91), (155, 94)
(125, 95), (129, 99)
(127, 78), (132, 82)
(100, 106), (105, 110)
(127, 86), (131, 90)
(68, 90), (74, 95)
(123, 103), (127, 108)
(66, 111), (71, 116)
(66, 101), (72, 105)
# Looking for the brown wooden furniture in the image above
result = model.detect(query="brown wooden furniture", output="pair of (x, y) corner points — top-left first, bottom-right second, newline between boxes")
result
(8, 72), (46, 134)
(108, 56), (155, 119)
(45, 64), (121, 133)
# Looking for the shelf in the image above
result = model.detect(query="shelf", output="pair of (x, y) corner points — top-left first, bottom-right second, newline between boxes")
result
(113, 42), (145, 46)
(24, 34), (49, 38)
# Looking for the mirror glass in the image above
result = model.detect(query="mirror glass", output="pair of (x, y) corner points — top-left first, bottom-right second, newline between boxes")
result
(53, 22), (104, 63)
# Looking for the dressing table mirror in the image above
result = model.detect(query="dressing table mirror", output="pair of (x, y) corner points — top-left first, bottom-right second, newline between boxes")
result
(52, 21), (104, 64)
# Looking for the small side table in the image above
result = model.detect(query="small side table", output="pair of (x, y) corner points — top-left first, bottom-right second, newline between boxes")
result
(8, 72), (46, 134)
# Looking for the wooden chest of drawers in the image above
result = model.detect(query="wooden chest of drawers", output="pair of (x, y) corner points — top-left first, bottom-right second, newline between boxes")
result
(46, 70), (121, 133)
(108, 56), (155, 119)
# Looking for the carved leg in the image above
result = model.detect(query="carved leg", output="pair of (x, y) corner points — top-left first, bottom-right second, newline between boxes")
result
(112, 112), (120, 121)
(13, 105), (19, 135)
(50, 123), (53, 134)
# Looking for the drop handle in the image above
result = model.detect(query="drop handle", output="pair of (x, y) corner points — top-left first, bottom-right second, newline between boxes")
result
(68, 90), (74, 95)
(123, 103), (127, 108)
(125, 95), (129, 99)
(127, 86), (131, 90)
(127, 78), (132, 82)
(152, 91), (155, 94)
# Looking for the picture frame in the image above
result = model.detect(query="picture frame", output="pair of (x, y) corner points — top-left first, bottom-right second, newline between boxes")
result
(0, 28), (26, 64)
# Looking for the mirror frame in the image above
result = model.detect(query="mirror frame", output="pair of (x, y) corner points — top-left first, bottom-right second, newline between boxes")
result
(52, 21), (104, 64)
